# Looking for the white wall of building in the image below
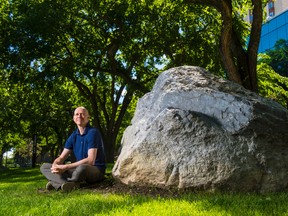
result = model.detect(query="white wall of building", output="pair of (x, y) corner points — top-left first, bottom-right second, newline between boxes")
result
(245, 0), (288, 23)
(273, 0), (288, 16)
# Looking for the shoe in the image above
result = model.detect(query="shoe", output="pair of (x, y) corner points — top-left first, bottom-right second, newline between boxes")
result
(61, 182), (80, 192)
(46, 182), (55, 191)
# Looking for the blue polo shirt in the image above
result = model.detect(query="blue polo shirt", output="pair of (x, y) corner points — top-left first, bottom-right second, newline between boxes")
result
(64, 124), (106, 174)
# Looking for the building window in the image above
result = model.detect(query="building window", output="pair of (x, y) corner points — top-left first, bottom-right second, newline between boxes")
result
(268, 1), (274, 8)
(268, 0), (275, 17)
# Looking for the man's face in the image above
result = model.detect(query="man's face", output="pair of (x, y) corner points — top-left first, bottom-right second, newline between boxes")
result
(73, 108), (90, 127)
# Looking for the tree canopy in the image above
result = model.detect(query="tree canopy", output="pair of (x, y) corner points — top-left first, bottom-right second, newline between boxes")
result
(257, 62), (288, 109)
(0, 0), (276, 164)
(1, 0), (227, 162)
(264, 39), (288, 77)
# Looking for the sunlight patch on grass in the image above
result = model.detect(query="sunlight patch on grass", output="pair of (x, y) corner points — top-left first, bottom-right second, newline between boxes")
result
(99, 198), (229, 216)
(2, 168), (288, 216)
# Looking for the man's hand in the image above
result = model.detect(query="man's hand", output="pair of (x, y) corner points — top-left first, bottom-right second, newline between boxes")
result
(51, 164), (68, 174)
(50, 148), (71, 174)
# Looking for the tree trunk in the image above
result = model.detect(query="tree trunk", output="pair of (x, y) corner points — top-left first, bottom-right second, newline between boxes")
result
(218, 0), (243, 85)
(102, 131), (117, 163)
(91, 89), (133, 163)
(0, 148), (4, 168)
(247, 0), (263, 92)
(185, 0), (263, 92)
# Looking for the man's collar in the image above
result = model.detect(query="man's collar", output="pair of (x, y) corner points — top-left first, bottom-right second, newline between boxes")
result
(76, 123), (90, 135)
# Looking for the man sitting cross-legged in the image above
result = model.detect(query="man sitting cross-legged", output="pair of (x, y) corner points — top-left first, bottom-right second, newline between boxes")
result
(40, 106), (106, 192)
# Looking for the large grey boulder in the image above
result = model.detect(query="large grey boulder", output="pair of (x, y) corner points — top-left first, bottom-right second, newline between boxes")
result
(112, 66), (288, 193)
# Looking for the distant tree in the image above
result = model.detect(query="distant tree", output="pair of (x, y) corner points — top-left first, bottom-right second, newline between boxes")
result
(0, 74), (27, 167)
(257, 59), (288, 109)
(264, 39), (288, 77)
(0, 65), (78, 165)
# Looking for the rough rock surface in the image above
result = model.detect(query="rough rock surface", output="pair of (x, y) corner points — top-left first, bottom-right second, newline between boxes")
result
(112, 66), (288, 193)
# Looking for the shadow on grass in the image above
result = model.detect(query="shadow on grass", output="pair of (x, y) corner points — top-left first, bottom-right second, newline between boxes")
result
(0, 167), (44, 183)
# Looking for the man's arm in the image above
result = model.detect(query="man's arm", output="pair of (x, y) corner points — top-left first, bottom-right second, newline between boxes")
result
(51, 148), (97, 173)
(52, 148), (71, 166)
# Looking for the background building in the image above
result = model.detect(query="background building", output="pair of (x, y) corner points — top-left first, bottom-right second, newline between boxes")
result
(246, 0), (288, 53)
(266, 0), (288, 18)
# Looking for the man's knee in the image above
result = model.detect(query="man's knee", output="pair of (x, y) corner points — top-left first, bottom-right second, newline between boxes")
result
(40, 163), (52, 172)
(67, 165), (88, 182)
(74, 164), (89, 175)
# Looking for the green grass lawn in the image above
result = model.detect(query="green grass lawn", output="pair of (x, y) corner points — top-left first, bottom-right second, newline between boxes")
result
(1, 167), (288, 216)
